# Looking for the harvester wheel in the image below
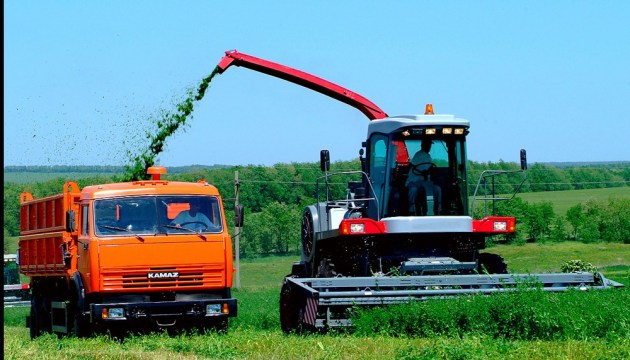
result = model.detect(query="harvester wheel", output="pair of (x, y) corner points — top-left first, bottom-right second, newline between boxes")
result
(478, 253), (508, 274)
(301, 210), (314, 259)
(280, 276), (301, 334)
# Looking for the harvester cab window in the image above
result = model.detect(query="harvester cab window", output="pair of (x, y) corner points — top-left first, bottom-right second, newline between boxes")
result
(378, 133), (468, 218)
(405, 137), (467, 216)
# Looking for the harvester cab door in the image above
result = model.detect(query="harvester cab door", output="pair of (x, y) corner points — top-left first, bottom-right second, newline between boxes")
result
(365, 134), (391, 220)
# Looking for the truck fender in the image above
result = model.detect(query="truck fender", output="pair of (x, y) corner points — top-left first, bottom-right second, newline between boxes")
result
(72, 272), (87, 312)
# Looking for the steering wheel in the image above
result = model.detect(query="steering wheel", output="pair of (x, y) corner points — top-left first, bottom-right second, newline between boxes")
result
(180, 221), (209, 230)
(411, 162), (436, 176)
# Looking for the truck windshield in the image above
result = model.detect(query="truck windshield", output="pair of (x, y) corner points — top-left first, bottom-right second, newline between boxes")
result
(94, 195), (223, 237)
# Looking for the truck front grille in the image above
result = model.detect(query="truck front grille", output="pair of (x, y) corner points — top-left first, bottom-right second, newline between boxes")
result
(100, 264), (226, 291)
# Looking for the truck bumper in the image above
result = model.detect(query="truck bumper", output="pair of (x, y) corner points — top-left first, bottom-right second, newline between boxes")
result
(89, 298), (237, 326)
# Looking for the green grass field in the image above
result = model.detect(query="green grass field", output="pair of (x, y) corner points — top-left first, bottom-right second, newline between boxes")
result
(4, 243), (630, 359)
(516, 186), (630, 215)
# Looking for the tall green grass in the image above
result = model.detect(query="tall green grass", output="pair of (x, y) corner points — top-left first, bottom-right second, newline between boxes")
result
(352, 287), (629, 341)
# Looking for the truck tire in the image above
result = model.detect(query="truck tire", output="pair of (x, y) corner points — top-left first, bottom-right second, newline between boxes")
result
(72, 310), (90, 338)
(29, 296), (41, 339)
(199, 317), (228, 334)
(478, 253), (508, 274)
(29, 291), (52, 339)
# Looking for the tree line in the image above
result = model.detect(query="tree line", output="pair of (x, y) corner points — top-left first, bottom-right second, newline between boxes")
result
(4, 160), (630, 255)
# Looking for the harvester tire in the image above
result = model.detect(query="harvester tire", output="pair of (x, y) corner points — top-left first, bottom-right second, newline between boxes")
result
(478, 253), (508, 274)
(280, 276), (301, 335)
(301, 210), (314, 260)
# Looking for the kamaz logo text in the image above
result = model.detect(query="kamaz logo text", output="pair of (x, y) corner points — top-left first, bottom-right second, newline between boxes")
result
(147, 272), (179, 279)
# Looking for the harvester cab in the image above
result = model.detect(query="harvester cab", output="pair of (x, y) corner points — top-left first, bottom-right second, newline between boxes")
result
(212, 49), (623, 334)
(299, 104), (520, 280)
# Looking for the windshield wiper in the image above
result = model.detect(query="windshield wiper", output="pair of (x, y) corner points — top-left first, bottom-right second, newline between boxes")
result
(100, 225), (145, 241)
(162, 224), (206, 240)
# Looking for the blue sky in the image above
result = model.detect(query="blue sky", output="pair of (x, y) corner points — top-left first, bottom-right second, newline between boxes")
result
(5, 1), (630, 167)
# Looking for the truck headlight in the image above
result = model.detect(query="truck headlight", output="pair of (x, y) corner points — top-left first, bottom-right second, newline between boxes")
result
(206, 304), (222, 315)
(102, 307), (125, 319)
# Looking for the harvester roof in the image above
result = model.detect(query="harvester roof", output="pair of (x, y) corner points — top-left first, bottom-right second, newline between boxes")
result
(367, 114), (470, 137)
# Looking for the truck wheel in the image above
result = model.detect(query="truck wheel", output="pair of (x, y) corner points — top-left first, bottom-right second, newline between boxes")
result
(279, 276), (301, 334)
(478, 253), (508, 274)
(72, 311), (90, 338)
(213, 318), (228, 334)
(29, 296), (42, 339)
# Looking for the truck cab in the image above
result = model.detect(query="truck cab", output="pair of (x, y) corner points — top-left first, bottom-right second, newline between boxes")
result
(19, 167), (239, 338)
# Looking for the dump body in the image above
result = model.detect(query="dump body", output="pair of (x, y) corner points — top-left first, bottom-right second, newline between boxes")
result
(19, 169), (237, 338)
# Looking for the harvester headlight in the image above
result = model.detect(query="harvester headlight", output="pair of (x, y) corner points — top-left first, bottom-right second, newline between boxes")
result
(102, 307), (125, 319)
(493, 221), (507, 231)
(425, 128), (436, 135)
(454, 128), (464, 135)
(350, 223), (365, 233)
(442, 128), (452, 134)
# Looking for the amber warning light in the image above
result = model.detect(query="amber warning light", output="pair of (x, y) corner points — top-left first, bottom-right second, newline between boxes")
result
(425, 104), (434, 115)
(147, 166), (167, 180)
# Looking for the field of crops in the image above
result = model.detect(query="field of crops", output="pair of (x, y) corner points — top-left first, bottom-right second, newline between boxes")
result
(4, 243), (629, 359)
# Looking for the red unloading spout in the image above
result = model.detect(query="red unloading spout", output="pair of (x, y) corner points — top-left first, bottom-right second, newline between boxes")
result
(215, 49), (389, 121)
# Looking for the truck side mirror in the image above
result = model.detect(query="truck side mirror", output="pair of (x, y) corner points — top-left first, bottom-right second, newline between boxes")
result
(65, 210), (76, 233)
(320, 150), (330, 172)
(520, 149), (528, 170)
(234, 204), (244, 227)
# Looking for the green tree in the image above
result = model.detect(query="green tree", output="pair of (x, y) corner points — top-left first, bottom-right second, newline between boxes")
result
(523, 202), (555, 242)
(527, 163), (572, 192)
(550, 215), (568, 242)
(576, 199), (605, 243)
(600, 198), (630, 244)
(565, 204), (583, 240)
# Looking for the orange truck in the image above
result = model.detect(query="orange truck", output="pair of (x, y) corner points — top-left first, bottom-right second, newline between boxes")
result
(18, 167), (241, 338)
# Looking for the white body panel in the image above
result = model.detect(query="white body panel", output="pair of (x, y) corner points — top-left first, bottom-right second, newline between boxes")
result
(381, 216), (473, 233)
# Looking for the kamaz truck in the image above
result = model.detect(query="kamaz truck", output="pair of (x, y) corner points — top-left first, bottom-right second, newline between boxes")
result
(18, 167), (241, 338)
